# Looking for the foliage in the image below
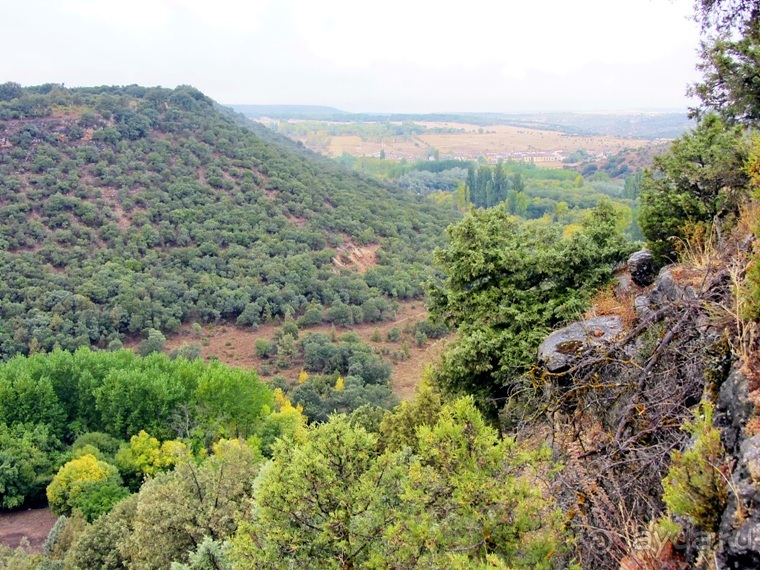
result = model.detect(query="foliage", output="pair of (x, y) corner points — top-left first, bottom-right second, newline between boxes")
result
(638, 114), (749, 261)
(388, 398), (564, 568)
(71, 432), (121, 462)
(0, 348), (273, 442)
(0, 540), (43, 570)
(170, 537), (232, 570)
(232, 398), (566, 569)
(379, 371), (443, 452)
(231, 414), (410, 569)
(114, 430), (186, 490)
(428, 200), (634, 413)
(0, 422), (60, 508)
(254, 389), (307, 457)
(121, 439), (261, 569)
(662, 401), (728, 531)
(691, 26), (760, 125)
(46, 454), (125, 518)
(0, 85), (458, 359)
(137, 329), (166, 357)
(62, 494), (138, 570)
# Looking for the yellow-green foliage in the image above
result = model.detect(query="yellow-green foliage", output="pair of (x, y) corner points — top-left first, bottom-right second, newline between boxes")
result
(115, 430), (186, 487)
(46, 454), (121, 516)
(662, 401), (727, 531)
(379, 369), (443, 452)
(232, 397), (566, 569)
(742, 136), (760, 321)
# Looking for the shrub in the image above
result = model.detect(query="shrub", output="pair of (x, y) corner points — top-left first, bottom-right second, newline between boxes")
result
(662, 401), (727, 531)
(254, 338), (275, 359)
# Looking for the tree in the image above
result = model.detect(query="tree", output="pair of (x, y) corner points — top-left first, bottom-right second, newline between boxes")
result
(231, 415), (409, 569)
(63, 494), (138, 570)
(46, 454), (125, 518)
(114, 430), (186, 490)
(386, 398), (565, 569)
(662, 401), (728, 532)
(194, 365), (273, 438)
(122, 440), (261, 569)
(0, 82), (22, 102)
(137, 329), (166, 357)
(638, 114), (749, 261)
(690, 24), (760, 126)
(428, 201), (632, 414)
(379, 370), (442, 452)
(0, 423), (59, 508)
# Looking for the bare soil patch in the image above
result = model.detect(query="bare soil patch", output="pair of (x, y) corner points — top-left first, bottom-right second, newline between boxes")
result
(332, 243), (380, 273)
(0, 508), (57, 552)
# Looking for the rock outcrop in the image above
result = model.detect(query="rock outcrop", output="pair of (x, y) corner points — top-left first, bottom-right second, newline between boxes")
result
(716, 369), (760, 569)
(537, 315), (624, 373)
(628, 250), (656, 287)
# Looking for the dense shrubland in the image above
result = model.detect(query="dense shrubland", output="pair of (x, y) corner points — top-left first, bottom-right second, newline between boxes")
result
(0, 84), (458, 359)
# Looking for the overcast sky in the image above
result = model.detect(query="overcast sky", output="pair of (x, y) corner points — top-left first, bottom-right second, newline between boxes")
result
(2, 0), (701, 113)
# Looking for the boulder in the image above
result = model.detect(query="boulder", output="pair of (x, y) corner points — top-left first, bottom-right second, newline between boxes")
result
(627, 250), (656, 287)
(649, 266), (696, 308)
(716, 368), (754, 453)
(538, 316), (624, 373)
(718, 434), (760, 569)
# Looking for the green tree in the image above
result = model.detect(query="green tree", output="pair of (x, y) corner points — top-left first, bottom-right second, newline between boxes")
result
(662, 401), (728, 532)
(638, 114), (749, 261)
(0, 423), (59, 508)
(114, 430), (186, 490)
(63, 494), (138, 570)
(387, 398), (565, 568)
(122, 439), (261, 569)
(137, 329), (166, 357)
(428, 201), (632, 413)
(231, 415), (409, 569)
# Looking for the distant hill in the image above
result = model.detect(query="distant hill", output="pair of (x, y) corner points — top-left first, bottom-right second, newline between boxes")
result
(231, 104), (350, 119)
(234, 106), (692, 140)
(0, 84), (458, 358)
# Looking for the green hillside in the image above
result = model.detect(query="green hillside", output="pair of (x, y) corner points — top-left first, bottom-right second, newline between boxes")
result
(0, 84), (458, 358)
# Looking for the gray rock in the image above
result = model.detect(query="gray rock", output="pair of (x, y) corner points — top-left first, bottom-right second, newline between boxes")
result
(614, 273), (633, 296)
(649, 266), (696, 308)
(627, 250), (656, 287)
(717, 368), (754, 453)
(633, 294), (652, 320)
(538, 316), (624, 373)
(718, 434), (760, 569)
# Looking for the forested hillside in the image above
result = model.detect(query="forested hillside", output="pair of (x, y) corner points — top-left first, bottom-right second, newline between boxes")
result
(0, 84), (458, 358)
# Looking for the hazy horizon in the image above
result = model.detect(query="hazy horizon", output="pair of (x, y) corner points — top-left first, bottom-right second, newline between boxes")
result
(227, 103), (692, 115)
(4, 0), (701, 114)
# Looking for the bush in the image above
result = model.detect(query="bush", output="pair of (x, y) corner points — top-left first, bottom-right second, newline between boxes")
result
(254, 338), (275, 359)
(662, 401), (727, 531)
(47, 454), (126, 518)
(137, 329), (166, 357)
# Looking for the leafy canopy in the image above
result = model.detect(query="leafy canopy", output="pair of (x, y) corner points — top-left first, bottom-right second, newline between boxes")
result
(428, 200), (633, 412)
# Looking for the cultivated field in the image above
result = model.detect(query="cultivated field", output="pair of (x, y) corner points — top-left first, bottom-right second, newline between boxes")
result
(281, 120), (657, 163)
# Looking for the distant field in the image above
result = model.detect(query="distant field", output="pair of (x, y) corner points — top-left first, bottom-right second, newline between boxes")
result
(266, 119), (659, 164)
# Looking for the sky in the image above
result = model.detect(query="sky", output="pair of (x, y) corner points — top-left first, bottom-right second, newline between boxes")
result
(2, 0), (702, 113)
